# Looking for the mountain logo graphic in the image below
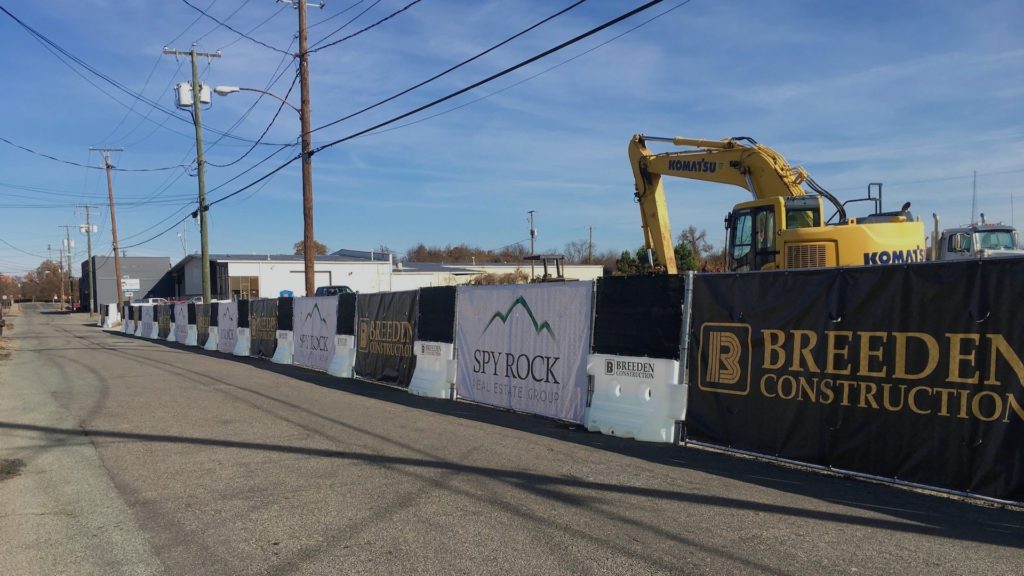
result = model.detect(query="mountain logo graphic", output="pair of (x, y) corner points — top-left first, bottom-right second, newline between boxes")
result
(302, 303), (329, 330)
(483, 296), (555, 341)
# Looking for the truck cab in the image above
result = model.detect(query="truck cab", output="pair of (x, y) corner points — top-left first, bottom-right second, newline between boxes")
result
(936, 223), (1024, 260)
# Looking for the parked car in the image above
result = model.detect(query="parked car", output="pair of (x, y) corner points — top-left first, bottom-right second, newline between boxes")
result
(132, 298), (168, 305)
(314, 285), (354, 297)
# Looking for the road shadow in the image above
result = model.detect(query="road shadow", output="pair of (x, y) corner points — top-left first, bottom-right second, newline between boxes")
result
(96, 331), (1024, 549)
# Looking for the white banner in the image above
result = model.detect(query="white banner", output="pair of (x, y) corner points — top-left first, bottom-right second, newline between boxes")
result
(217, 301), (239, 354)
(456, 282), (593, 423)
(140, 305), (154, 336)
(174, 303), (189, 343)
(292, 296), (338, 371)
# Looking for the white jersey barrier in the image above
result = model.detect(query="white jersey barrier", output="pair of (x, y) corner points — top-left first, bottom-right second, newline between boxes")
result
(174, 304), (188, 344)
(216, 301), (239, 354)
(409, 341), (456, 399)
(204, 325), (219, 351)
(271, 330), (293, 364)
(585, 355), (686, 444)
(135, 305), (150, 337)
(232, 327), (251, 356)
(326, 334), (356, 377)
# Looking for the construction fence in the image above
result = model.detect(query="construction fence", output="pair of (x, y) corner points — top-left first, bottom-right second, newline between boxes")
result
(119, 258), (1024, 503)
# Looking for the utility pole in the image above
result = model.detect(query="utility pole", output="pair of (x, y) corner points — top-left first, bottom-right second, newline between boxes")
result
(60, 225), (75, 309)
(77, 205), (97, 318)
(164, 45), (219, 304)
(90, 147), (125, 315)
(279, 0), (321, 296)
(528, 210), (536, 279)
(588, 226), (593, 264)
(57, 243), (66, 308)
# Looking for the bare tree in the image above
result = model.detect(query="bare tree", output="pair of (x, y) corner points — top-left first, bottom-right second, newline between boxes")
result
(293, 240), (328, 256)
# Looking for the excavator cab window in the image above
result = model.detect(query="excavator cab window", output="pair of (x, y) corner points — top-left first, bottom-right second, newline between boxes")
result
(730, 211), (753, 270)
(729, 206), (778, 271)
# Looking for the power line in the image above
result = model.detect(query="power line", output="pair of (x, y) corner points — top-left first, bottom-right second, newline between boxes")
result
(312, 0), (667, 155)
(311, 0), (589, 135)
(366, 0), (692, 138)
(308, 0), (421, 53)
(178, 0), (292, 55)
(0, 5), (285, 146)
(0, 238), (48, 259)
(0, 136), (187, 172)
(307, 0), (367, 30)
(217, 3), (289, 51)
(208, 0), (669, 211)
(207, 67), (301, 168)
(309, 0), (382, 49)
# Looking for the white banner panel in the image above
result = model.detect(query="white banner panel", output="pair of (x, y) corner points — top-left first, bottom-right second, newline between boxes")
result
(292, 296), (338, 371)
(217, 301), (239, 354)
(456, 282), (593, 423)
(174, 303), (188, 343)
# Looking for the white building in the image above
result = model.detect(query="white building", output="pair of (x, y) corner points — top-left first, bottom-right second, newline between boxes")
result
(168, 250), (607, 299)
(169, 253), (393, 299)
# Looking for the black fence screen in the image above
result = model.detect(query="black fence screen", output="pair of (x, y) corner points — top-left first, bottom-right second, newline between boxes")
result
(416, 286), (456, 343)
(249, 299), (278, 358)
(337, 293), (356, 336)
(687, 260), (1024, 502)
(593, 275), (685, 359)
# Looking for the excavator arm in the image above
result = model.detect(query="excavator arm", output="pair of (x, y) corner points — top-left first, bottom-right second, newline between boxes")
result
(628, 134), (839, 274)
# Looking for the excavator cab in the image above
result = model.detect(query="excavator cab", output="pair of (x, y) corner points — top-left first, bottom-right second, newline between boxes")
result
(727, 197), (824, 271)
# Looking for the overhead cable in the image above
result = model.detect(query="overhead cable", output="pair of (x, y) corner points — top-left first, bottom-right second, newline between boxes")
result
(309, 0), (420, 53)
(0, 136), (187, 172)
(178, 0), (292, 55)
(312, 0), (667, 154)
(309, 0), (383, 49)
(311, 0), (589, 134)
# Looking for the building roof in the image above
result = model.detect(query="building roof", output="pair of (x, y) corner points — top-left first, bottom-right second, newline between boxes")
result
(169, 252), (390, 275)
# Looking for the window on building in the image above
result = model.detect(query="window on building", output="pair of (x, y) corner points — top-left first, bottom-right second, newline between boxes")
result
(229, 276), (260, 299)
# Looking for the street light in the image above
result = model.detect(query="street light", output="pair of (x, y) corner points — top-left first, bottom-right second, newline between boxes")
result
(215, 84), (316, 296)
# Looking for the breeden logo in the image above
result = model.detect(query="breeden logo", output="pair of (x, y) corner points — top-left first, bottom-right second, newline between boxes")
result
(483, 295), (555, 341)
(358, 318), (369, 352)
(698, 323), (751, 395)
(605, 360), (614, 375)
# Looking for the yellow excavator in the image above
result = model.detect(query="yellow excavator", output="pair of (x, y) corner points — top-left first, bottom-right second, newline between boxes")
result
(629, 134), (927, 273)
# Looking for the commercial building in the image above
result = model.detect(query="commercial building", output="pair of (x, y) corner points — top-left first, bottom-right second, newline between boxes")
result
(80, 256), (174, 312)
(167, 253), (393, 299)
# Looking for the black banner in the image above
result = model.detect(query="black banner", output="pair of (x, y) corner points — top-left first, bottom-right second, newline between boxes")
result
(210, 302), (219, 327)
(277, 297), (294, 331)
(237, 300), (250, 328)
(187, 303), (197, 324)
(355, 290), (418, 387)
(337, 293), (356, 336)
(196, 304), (211, 347)
(249, 299), (279, 358)
(687, 260), (1024, 502)
(416, 286), (456, 343)
(157, 304), (171, 339)
(594, 275), (685, 359)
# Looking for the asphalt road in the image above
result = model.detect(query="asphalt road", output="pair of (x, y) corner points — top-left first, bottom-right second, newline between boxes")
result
(1, 304), (1022, 575)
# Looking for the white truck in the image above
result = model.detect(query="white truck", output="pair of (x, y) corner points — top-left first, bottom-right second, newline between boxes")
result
(932, 213), (1024, 260)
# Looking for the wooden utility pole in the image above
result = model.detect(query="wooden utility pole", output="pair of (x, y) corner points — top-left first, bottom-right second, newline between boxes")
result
(57, 242), (65, 308)
(163, 44), (220, 304)
(60, 225), (75, 309)
(588, 226), (593, 264)
(295, 0), (318, 296)
(77, 205), (98, 317)
(90, 147), (125, 315)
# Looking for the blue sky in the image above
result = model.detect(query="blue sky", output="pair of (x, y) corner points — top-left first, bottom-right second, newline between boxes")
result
(1, 0), (1022, 275)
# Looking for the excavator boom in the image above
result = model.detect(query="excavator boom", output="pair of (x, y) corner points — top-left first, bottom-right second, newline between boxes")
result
(628, 133), (922, 274)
